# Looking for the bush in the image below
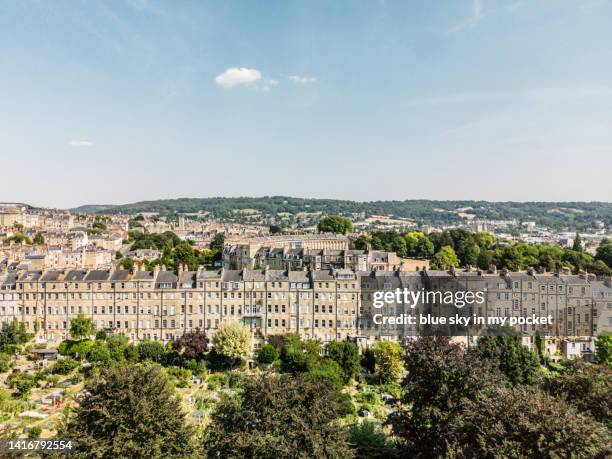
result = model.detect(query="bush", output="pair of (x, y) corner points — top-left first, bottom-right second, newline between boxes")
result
(338, 392), (356, 416)
(95, 330), (107, 340)
(28, 425), (42, 439)
(59, 339), (94, 359)
(0, 352), (12, 372)
(227, 371), (244, 389)
(327, 340), (360, 382)
(544, 359), (612, 427)
(137, 340), (166, 363)
(348, 421), (397, 459)
(206, 372), (229, 390)
(167, 366), (192, 387)
(256, 344), (279, 364)
(86, 341), (112, 366)
(453, 385), (611, 458)
(304, 359), (344, 390)
(8, 373), (38, 399)
(52, 357), (79, 375)
(183, 359), (206, 377)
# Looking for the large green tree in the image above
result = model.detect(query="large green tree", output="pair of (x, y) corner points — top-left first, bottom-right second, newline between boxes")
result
(473, 335), (540, 386)
(326, 340), (360, 383)
(544, 359), (612, 427)
(317, 215), (353, 234)
(430, 245), (460, 269)
(595, 331), (612, 366)
(452, 385), (610, 458)
(204, 374), (354, 458)
(69, 313), (96, 341)
(372, 341), (403, 384)
(595, 238), (612, 266)
(389, 337), (500, 457)
(62, 364), (194, 458)
(212, 323), (252, 364)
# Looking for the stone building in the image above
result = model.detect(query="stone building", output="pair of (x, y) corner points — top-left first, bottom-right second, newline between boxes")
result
(0, 265), (610, 359)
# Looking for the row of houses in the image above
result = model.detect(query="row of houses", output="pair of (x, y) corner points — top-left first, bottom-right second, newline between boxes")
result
(0, 265), (610, 358)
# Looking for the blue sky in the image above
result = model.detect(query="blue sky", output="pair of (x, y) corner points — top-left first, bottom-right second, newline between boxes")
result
(1, 0), (611, 208)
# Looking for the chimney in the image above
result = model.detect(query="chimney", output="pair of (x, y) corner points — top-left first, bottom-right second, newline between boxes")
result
(526, 266), (534, 276)
(488, 264), (497, 274)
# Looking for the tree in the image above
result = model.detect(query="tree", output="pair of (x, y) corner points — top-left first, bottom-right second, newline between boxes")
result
(118, 257), (134, 272)
(594, 331), (612, 366)
(69, 313), (95, 341)
(204, 374), (354, 458)
(137, 340), (166, 362)
(354, 235), (370, 251)
(0, 320), (30, 352)
(372, 341), (403, 384)
(371, 231), (407, 257)
(544, 359), (612, 426)
(452, 385), (610, 458)
(269, 225), (282, 234)
(256, 343), (279, 364)
(430, 245), (460, 269)
(174, 328), (209, 359)
(348, 421), (396, 459)
(0, 352), (13, 372)
(572, 232), (583, 252)
(404, 231), (434, 258)
(62, 364), (193, 458)
(304, 359), (345, 390)
(327, 340), (360, 383)
(32, 233), (45, 245)
(389, 337), (501, 457)
(473, 335), (540, 386)
(210, 233), (225, 251)
(212, 323), (251, 364)
(361, 347), (376, 374)
(317, 215), (353, 235)
(595, 238), (612, 266)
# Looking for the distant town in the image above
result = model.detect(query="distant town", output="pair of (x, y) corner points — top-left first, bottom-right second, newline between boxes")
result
(1, 199), (611, 361)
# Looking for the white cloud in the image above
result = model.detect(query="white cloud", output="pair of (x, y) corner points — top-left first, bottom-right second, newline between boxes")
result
(257, 79), (279, 92)
(288, 75), (317, 84)
(68, 140), (94, 147)
(215, 67), (262, 88)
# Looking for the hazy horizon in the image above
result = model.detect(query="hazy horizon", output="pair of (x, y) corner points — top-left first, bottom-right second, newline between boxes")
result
(3, 195), (612, 212)
(2, 0), (612, 207)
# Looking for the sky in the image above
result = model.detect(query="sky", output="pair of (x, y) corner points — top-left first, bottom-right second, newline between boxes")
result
(1, 0), (611, 208)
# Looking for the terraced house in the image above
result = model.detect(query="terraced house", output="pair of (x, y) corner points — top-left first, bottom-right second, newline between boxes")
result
(0, 265), (610, 358)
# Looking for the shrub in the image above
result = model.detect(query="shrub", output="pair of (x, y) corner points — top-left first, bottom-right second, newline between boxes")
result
(52, 357), (79, 375)
(304, 359), (344, 390)
(28, 425), (42, 438)
(206, 372), (229, 390)
(137, 340), (166, 363)
(349, 421), (397, 459)
(183, 359), (206, 377)
(338, 392), (356, 416)
(327, 340), (360, 382)
(256, 344), (279, 364)
(544, 359), (612, 427)
(212, 323), (251, 363)
(0, 352), (12, 372)
(58, 339), (94, 359)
